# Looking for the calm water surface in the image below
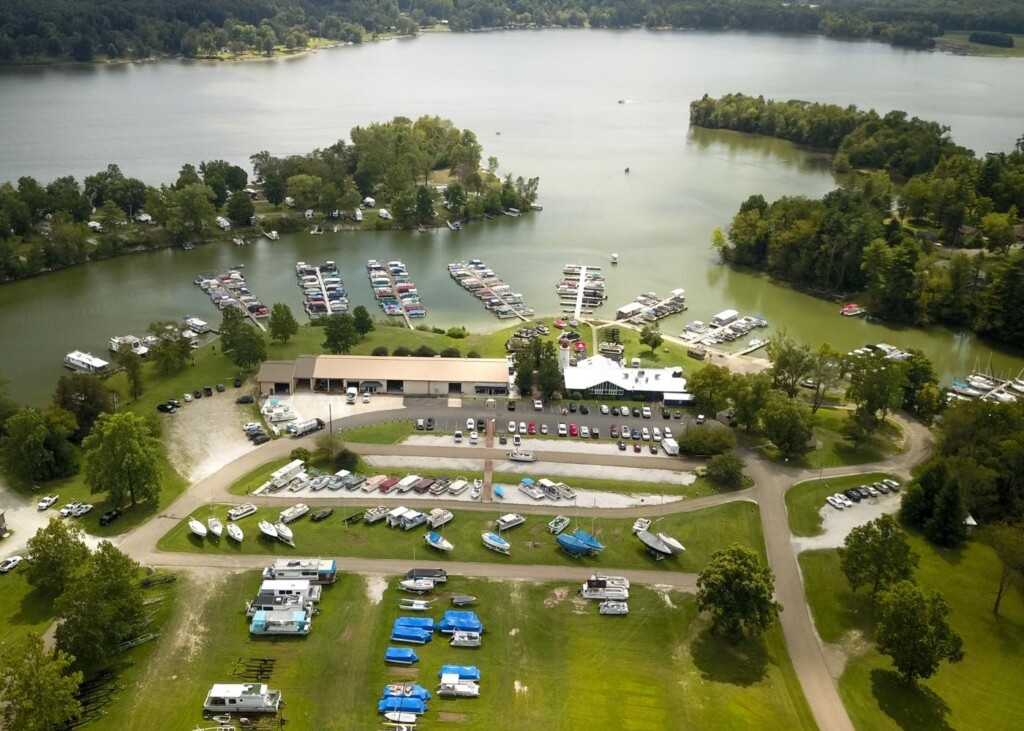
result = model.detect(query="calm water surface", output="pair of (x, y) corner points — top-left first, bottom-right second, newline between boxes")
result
(1, 31), (1022, 404)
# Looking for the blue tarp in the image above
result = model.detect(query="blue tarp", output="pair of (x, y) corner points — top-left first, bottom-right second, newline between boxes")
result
(394, 616), (435, 631)
(377, 697), (427, 714)
(381, 684), (431, 700)
(384, 647), (419, 664)
(574, 528), (605, 552)
(557, 533), (590, 557)
(437, 610), (483, 633)
(438, 664), (481, 681)
(390, 627), (432, 644)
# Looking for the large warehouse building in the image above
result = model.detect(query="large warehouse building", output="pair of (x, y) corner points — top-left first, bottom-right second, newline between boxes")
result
(256, 355), (511, 397)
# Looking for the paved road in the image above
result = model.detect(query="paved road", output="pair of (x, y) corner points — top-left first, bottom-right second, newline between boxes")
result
(112, 402), (932, 731)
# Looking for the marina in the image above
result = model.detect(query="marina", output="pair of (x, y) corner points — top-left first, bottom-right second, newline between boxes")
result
(194, 268), (268, 331)
(615, 289), (687, 324)
(295, 260), (349, 319)
(946, 370), (1024, 405)
(682, 310), (769, 347)
(367, 259), (425, 328)
(556, 264), (608, 320)
(448, 259), (534, 321)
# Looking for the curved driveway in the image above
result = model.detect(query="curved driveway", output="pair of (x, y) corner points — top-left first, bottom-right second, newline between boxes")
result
(116, 403), (932, 731)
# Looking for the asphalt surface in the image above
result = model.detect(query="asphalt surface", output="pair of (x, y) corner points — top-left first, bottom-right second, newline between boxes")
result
(112, 400), (933, 731)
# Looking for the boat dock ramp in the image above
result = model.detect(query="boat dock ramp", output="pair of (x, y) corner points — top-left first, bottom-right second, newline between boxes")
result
(557, 264), (607, 320)
(295, 261), (348, 320)
(195, 268), (268, 331)
(615, 289), (687, 324)
(367, 259), (425, 329)
(448, 259), (534, 321)
(682, 312), (768, 347)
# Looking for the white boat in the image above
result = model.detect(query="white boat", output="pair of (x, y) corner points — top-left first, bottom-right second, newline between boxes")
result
(470, 482), (482, 500)
(599, 600), (629, 615)
(264, 230), (280, 241)
(579, 581), (629, 600)
(632, 518), (651, 534)
(279, 503), (309, 524)
(548, 515), (570, 534)
(399, 599), (432, 611)
(258, 521), (279, 540)
(968, 373), (998, 390)
(384, 712), (418, 724)
(589, 573), (630, 589)
(424, 531), (454, 552)
(496, 513), (525, 531)
(207, 516), (224, 538)
(1011, 379), (1024, 394)
(427, 508), (453, 528)
(447, 478), (469, 495)
(657, 533), (686, 554)
(274, 522), (294, 543)
(518, 481), (545, 500)
(400, 578), (435, 594)
(364, 506), (390, 524)
(437, 677), (480, 698)
(226, 523), (244, 542)
(188, 517), (208, 538)
(508, 450), (537, 463)
(636, 529), (674, 558)
(611, 253), (619, 264)
(450, 630), (482, 647)
(482, 532), (510, 554)
(228, 503), (258, 521)
(64, 350), (110, 374)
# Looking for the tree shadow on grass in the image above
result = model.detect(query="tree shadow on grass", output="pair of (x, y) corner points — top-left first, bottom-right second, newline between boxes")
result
(871, 669), (953, 731)
(15, 585), (55, 628)
(690, 629), (769, 686)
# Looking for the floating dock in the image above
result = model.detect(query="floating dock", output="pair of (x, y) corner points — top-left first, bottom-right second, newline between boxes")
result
(615, 289), (687, 324)
(295, 261), (349, 320)
(367, 260), (424, 329)
(682, 314), (768, 346)
(556, 264), (607, 320)
(448, 259), (534, 321)
(195, 268), (267, 331)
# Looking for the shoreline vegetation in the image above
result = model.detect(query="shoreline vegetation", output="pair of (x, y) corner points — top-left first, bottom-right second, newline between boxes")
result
(5, 0), (1024, 67)
(0, 114), (539, 285)
(690, 93), (1024, 349)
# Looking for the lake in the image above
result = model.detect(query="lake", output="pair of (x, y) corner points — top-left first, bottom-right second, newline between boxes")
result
(1, 30), (1023, 404)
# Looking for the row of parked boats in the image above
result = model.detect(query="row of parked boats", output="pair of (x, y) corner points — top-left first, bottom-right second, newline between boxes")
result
(295, 260), (349, 318)
(448, 259), (534, 319)
(195, 268), (268, 319)
(367, 259), (426, 318)
(949, 371), (1024, 403)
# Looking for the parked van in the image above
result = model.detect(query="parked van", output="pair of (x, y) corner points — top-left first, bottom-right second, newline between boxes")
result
(345, 386), (358, 404)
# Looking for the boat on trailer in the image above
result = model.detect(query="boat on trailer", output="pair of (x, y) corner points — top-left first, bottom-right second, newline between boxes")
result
(481, 532), (510, 554)
(451, 594), (477, 606)
(274, 522), (294, 544)
(258, 520), (279, 540)
(226, 522), (244, 542)
(400, 578), (435, 594)
(657, 533), (686, 553)
(207, 516), (224, 538)
(424, 531), (454, 552)
(636, 529), (674, 558)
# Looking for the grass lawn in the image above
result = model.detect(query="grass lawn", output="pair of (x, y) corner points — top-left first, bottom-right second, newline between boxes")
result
(0, 569), (58, 647)
(935, 31), (1024, 57)
(785, 473), (898, 537)
(341, 421), (416, 444)
(799, 532), (1024, 730)
(90, 571), (813, 730)
(157, 501), (764, 572)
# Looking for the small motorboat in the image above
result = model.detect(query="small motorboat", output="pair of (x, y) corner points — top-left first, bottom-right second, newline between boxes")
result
(274, 521), (294, 543)
(482, 532), (510, 554)
(400, 599), (432, 612)
(611, 253), (619, 264)
(548, 515), (570, 534)
(450, 630), (482, 647)
(657, 533), (686, 554)
(424, 531), (454, 552)
(258, 520), (279, 540)
(188, 517), (207, 538)
(470, 479), (482, 500)
(451, 594), (477, 606)
(384, 712), (418, 724)
(207, 516), (223, 538)
(264, 230), (280, 241)
(508, 449), (536, 463)
(599, 600), (629, 615)
(632, 518), (651, 534)
(400, 578), (435, 594)
(226, 522), (243, 542)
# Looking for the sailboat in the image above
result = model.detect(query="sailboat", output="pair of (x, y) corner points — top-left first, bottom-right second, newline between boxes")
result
(226, 522), (244, 542)
(207, 516), (224, 538)
(274, 521), (294, 544)
(188, 517), (208, 538)
(657, 533), (686, 553)
(258, 520), (279, 539)
(481, 532), (510, 554)
(424, 531), (454, 552)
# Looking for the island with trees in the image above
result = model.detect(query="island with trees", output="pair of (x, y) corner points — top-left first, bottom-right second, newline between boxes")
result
(0, 114), (539, 284)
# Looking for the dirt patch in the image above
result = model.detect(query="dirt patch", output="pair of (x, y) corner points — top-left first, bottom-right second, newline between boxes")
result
(345, 532), (367, 544)
(525, 540), (543, 549)
(439, 712), (468, 721)
(514, 680), (528, 695)
(365, 575), (388, 605)
(340, 627), (354, 643)
(570, 595), (589, 614)
(544, 586), (569, 608)
(389, 667), (419, 677)
(653, 585), (676, 608)
(163, 397), (256, 483)
(508, 627), (519, 636)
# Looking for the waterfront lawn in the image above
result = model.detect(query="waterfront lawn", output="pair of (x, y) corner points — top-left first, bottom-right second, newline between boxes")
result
(745, 408), (901, 469)
(157, 501), (765, 572)
(0, 569), (57, 647)
(799, 533), (1024, 730)
(935, 31), (1024, 57)
(785, 473), (897, 537)
(95, 572), (813, 731)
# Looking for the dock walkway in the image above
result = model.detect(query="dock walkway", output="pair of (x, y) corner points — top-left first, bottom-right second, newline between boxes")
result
(448, 259), (533, 321)
(367, 260), (425, 329)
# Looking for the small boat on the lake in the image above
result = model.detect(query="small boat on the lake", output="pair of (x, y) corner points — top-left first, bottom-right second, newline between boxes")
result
(188, 517), (207, 539)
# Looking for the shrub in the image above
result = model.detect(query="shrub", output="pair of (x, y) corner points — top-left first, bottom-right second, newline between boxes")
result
(415, 324), (431, 332)
(466, 350), (481, 358)
(394, 346), (413, 357)
(371, 346), (389, 356)
(440, 347), (461, 358)
(289, 447), (311, 462)
(678, 425), (736, 456)
(446, 327), (468, 339)
(334, 446), (358, 472)
(431, 327), (446, 335)
(414, 345), (437, 357)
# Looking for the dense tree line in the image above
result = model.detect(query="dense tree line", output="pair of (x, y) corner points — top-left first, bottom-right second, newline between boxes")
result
(4, 1), (1024, 64)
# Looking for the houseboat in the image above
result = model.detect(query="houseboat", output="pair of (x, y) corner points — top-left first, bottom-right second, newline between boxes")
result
(203, 683), (282, 714)
(262, 558), (337, 584)
(108, 336), (149, 357)
(64, 351), (110, 374)
(249, 609), (312, 635)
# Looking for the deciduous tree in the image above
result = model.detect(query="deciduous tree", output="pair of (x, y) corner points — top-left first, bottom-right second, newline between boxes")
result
(991, 523), (1024, 616)
(766, 328), (813, 397)
(53, 372), (114, 441)
(268, 303), (299, 344)
(697, 544), (780, 642)
(685, 364), (732, 415)
(25, 518), (90, 598)
(218, 306), (247, 353)
(924, 479), (968, 548)
(82, 411), (162, 506)
(323, 313), (358, 354)
(352, 305), (374, 338)
(231, 327), (267, 370)
(761, 391), (813, 459)
(875, 580), (964, 683)
(639, 322), (663, 352)
(0, 408), (77, 483)
(706, 450), (745, 489)
(0, 632), (82, 731)
(838, 515), (919, 595)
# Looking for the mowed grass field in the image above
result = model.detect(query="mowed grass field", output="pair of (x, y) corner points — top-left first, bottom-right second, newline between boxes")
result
(799, 532), (1024, 730)
(784, 473), (899, 537)
(745, 409), (902, 470)
(156, 501), (764, 573)
(91, 571), (814, 731)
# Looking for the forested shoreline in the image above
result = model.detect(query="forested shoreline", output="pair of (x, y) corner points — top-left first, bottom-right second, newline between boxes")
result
(3, 0), (1024, 65)
(693, 93), (1024, 348)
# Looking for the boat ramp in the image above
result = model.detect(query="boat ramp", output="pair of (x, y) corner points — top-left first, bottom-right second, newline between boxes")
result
(295, 261), (348, 320)
(448, 259), (534, 321)
(367, 260), (425, 329)
(194, 268), (268, 331)
(615, 289), (687, 324)
(557, 264), (607, 320)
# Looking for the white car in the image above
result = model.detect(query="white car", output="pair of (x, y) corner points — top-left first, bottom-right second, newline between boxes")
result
(696, 414), (706, 424)
(242, 422), (262, 432)
(72, 503), (93, 517)
(663, 427), (673, 440)
(183, 392), (193, 402)
(641, 427), (651, 441)
(599, 404), (610, 415)
(60, 502), (83, 517)
(864, 484), (879, 497)
(826, 495), (843, 510)
(513, 434), (522, 446)
(580, 426), (590, 438)
(37, 495), (59, 510)
(641, 406), (652, 419)
(519, 421), (527, 434)
(882, 479), (901, 491)
(540, 424), (549, 435)
(362, 392), (371, 403)
(469, 431), (479, 444)
(533, 399), (543, 411)
(652, 427), (662, 442)
(508, 420), (517, 434)
(466, 418), (475, 431)
(834, 493), (854, 508)
(557, 423), (567, 437)
(0, 556), (23, 574)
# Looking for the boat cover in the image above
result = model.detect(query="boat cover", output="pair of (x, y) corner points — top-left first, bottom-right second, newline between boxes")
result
(394, 617), (435, 631)
(390, 627), (432, 644)
(636, 530), (673, 555)
(438, 664), (481, 681)
(377, 697), (427, 714)
(384, 647), (419, 664)
(493, 485), (505, 498)
(557, 533), (590, 556)
(574, 528), (605, 551)
(381, 684), (431, 700)
(438, 611), (483, 633)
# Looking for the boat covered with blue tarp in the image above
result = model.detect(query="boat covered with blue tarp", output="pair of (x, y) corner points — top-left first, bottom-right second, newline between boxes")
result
(394, 616), (435, 631)
(390, 626), (432, 644)
(377, 696), (427, 714)
(574, 528), (605, 552)
(381, 684), (431, 700)
(557, 533), (591, 557)
(437, 610), (483, 633)
(438, 664), (481, 681)
(384, 647), (419, 664)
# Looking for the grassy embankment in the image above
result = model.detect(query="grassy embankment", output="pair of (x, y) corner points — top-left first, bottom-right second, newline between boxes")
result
(92, 572), (815, 731)
(935, 31), (1024, 57)
(800, 531), (1024, 730)
(784, 473), (900, 537)
(158, 500), (763, 573)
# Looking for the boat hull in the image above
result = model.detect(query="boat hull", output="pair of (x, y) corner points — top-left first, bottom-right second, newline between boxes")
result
(481, 532), (510, 554)
(424, 532), (454, 552)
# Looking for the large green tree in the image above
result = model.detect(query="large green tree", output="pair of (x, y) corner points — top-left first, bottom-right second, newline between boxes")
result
(55, 542), (146, 667)
(761, 390), (813, 459)
(323, 313), (358, 354)
(838, 515), (919, 596)
(25, 518), (90, 598)
(639, 322), (664, 352)
(875, 580), (964, 683)
(82, 411), (162, 506)
(0, 632), (82, 731)
(729, 372), (772, 430)
(52, 371), (114, 442)
(706, 450), (745, 489)
(0, 407), (77, 483)
(924, 479), (969, 548)
(766, 329), (814, 397)
(696, 543), (780, 642)
(218, 306), (247, 354)
(352, 305), (375, 338)
(268, 302), (299, 344)
(685, 364), (732, 415)
(231, 327), (267, 369)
